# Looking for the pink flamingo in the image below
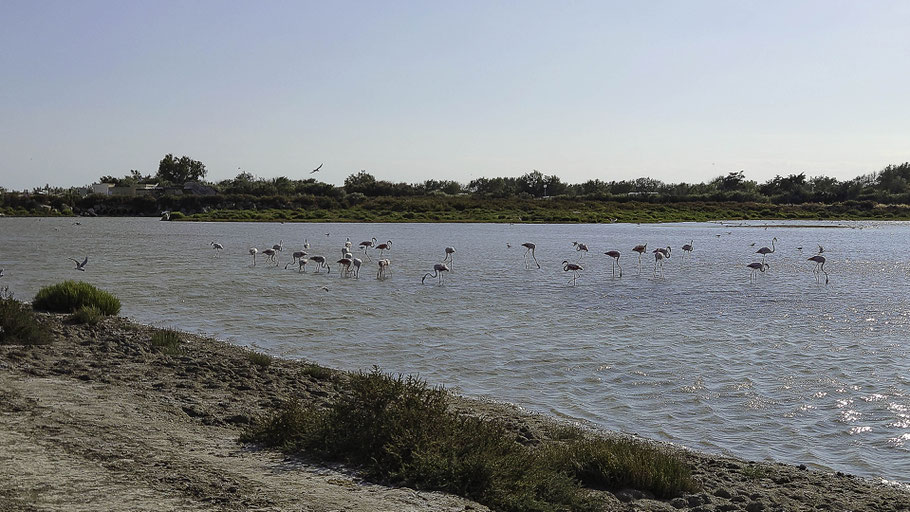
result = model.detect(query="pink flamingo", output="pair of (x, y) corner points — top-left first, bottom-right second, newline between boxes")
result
(604, 250), (622, 277)
(808, 254), (828, 284)
(521, 242), (540, 269)
(632, 244), (647, 273)
(562, 260), (583, 286)
(422, 263), (449, 285)
(756, 237), (777, 263)
(747, 262), (769, 282)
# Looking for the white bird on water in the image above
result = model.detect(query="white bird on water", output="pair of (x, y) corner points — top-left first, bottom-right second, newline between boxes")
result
(211, 241), (224, 250)
(69, 257), (88, 271)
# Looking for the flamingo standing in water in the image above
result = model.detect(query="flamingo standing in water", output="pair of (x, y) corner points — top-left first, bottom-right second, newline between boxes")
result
(562, 260), (583, 286)
(604, 250), (622, 277)
(351, 257), (362, 278)
(296, 257), (309, 273)
(337, 257), (353, 277)
(521, 242), (540, 269)
(652, 249), (668, 277)
(422, 263), (449, 284)
(377, 259), (391, 280)
(309, 255), (329, 273)
(681, 240), (693, 260)
(572, 242), (589, 260)
(249, 248), (258, 266)
(808, 254), (829, 284)
(262, 248), (279, 266)
(359, 237), (377, 261)
(375, 240), (392, 257)
(632, 244), (647, 273)
(756, 237), (777, 263)
(285, 250), (308, 269)
(443, 246), (455, 267)
(747, 262), (769, 283)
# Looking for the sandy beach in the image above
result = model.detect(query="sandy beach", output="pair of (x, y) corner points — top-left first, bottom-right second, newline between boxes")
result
(1, 314), (908, 512)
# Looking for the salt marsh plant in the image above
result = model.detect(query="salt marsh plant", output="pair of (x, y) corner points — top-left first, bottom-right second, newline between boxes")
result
(151, 328), (182, 355)
(33, 281), (120, 316)
(245, 368), (697, 512)
(0, 288), (52, 345)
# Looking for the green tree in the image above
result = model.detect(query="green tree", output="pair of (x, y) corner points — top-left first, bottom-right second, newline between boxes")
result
(157, 154), (207, 184)
(344, 171), (378, 194)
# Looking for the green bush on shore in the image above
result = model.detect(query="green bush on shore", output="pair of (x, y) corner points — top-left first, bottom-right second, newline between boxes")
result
(0, 288), (52, 345)
(33, 281), (121, 316)
(69, 305), (103, 325)
(151, 328), (182, 355)
(244, 368), (697, 512)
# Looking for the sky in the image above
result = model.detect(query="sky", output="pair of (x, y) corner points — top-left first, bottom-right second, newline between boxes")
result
(1, 0), (909, 190)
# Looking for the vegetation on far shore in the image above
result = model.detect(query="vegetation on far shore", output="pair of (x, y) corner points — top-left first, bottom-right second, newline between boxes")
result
(245, 368), (697, 512)
(4, 158), (910, 222)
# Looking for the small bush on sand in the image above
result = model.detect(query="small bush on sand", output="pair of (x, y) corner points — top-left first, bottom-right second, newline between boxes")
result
(245, 368), (697, 512)
(0, 288), (52, 345)
(151, 328), (182, 355)
(69, 305), (103, 325)
(33, 281), (120, 315)
(247, 351), (272, 368)
(300, 363), (335, 380)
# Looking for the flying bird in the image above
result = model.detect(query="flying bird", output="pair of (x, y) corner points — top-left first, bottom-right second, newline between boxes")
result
(69, 257), (88, 271)
(311, 163), (323, 174)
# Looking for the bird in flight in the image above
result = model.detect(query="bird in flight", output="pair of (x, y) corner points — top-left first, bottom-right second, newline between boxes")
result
(69, 257), (88, 271)
(310, 163), (323, 174)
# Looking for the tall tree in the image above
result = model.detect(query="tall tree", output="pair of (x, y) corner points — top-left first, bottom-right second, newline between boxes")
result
(157, 154), (207, 184)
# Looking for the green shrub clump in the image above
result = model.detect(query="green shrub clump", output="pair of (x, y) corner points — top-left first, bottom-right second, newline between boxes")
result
(151, 328), (182, 355)
(247, 351), (273, 368)
(69, 305), (103, 325)
(245, 368), (697, 512)
(0, 289), (52, 345)
(33, 281), (121, 316)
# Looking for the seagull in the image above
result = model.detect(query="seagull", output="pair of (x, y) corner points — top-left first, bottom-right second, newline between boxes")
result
(69, 257), (88, 271)
(310, 163), (323, 174)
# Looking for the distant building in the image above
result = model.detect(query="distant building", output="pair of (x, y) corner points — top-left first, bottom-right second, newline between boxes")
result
(92, 183), (114, 195)
(183, 181), (217, 196)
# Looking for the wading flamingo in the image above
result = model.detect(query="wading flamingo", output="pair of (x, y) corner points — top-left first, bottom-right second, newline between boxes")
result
(632, 244), (647, 273)
(309, 255), (329, 273)
(521, 242), (540, 269)
(572, 242), (589, 260)
(756, 237), (777, 263)
(377, 259), (391, 279)
(337, 257), (353, 277)
(653, 249), (667, 277)
(422, 263), (449, 284)
(249, 248), (258, 266)
(604, 250), (622, 277)
(747, 262), (769, 282)
(262, 248), (279, 266)
(211, 241), (223, 250)
(443, 246), (455, 266)
(285, 250), (308, 269)
(562, 260), (583, 286)
(359, 237), (377, 261)
(808, 254), (829, 284)
(375, 240), (392, 257)
(681, 240), (693, 260)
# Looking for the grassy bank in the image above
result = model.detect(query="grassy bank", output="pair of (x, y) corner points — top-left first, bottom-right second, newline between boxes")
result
(176, 199), (910, 223)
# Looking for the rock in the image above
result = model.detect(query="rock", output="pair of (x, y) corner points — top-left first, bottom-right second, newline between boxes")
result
(745, 501), (766, 512)
(714, 488), (733, 499)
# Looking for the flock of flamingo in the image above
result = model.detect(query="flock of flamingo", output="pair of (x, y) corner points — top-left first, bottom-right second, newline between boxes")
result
(219, 234), (830, 286)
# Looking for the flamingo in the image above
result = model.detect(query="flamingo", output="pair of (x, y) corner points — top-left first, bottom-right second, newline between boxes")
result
(681, 240), (693, 259)
(303, 239), (310, 249)
(272, 240), (283, 253)
(337, 257), (353, 277)
(249, 248), (258, 266)
(808, 255), (829, 284)
(262, 248), (279, 266)
(376, 240), (392, 257)
(632, 244), (647, 273)
(443, 246), (455, 266)
(521, 242), (540, 269)
(352, 257), (362, 278)
(572, 242), (589, 260)
(756, 237), (777, 263)
(377, 259), (391, 280)
(68, 256), (88, 271)
(211, 241), (224, 250)
(422, 263), (449, 284)
(562, 260), (583, 286)
(653, 249), (667, 277)
(296, 257), (309, 273)
(747, 262), (769, 282)
(309, 255), (330, 273)
(285, 250), (308, 269)
(604, 250), (622, 277)
(359, 237), (377, 261)
(817, 244), (825, 254)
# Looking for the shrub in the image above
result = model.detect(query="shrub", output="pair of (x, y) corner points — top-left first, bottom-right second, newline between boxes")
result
(0, 288), (52, 345)
(33, 281), (120, 315)
(69, 305), (103, 325)
(151, 328), (182, 355)
(245, 368), (697, 512)
(300, 363), (335, 380)
(247, 351), (273, 368)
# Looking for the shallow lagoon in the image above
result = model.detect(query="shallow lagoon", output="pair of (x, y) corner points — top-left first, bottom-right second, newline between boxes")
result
(1, 217), (908, 483)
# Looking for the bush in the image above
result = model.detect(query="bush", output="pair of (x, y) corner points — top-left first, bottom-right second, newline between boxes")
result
(245, 368), (697, 511)
(247, 351), (273, 368)
(0, 288), (52, 345)
(33, 281), (120, 315)
(151, 328), (182, 355)
(69, 305), (103, 325)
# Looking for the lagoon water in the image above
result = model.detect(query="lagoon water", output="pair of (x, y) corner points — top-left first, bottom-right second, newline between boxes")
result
(1, 217), (909, 483)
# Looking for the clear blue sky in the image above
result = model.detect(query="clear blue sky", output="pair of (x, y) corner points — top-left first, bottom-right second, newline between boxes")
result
(1, 0), (908, 190)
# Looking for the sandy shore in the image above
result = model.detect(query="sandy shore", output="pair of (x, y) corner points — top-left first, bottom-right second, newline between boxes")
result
(1, 314), (908, 512)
